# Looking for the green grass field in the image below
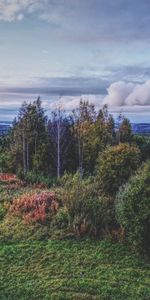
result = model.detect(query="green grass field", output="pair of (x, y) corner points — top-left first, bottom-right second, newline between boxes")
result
(0, 240), (150, 300)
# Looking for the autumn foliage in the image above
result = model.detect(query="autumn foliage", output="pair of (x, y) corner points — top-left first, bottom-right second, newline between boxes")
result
(10, 191), (59, 224)
(0, 173), (17, 182)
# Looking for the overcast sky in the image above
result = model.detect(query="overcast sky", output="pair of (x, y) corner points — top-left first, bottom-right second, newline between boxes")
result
(1, 0), (150, 122)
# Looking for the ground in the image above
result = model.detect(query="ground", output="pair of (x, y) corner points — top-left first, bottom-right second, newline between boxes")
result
(0, 240), (150, 300)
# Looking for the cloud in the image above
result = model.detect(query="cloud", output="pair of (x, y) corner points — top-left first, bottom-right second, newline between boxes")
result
(0, 0), (34, 21)
(0, 1), (150, 46)
(0, 76), (107, 96)
(0, 0), (67, 23)
(48, 94), (103, 111)
(0, 0), (46, 22)
(103, 80), (150, 106)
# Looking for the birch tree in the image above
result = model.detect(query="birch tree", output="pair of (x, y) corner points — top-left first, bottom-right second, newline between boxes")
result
(48, 104), (71, 179)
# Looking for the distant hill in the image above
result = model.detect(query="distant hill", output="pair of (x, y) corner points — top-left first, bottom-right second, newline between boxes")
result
(0, 122), (11, 136)
(131, 123), (150, 135)
(0, 121), (150, 136)
(115, 122), (150, 135)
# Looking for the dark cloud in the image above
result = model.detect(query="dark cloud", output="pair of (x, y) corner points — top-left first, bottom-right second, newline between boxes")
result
(0, 77), (108, 96)
(107, 65), (150, 82)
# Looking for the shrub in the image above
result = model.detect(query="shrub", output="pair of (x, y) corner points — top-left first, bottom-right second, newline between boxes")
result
(10, 191), (59, 224)
(0, 216), (52, 242)
(0, 203), (7, 220)
(116, 161), (150, 255)
(0, 173), (18, 183)
(18, 171), (55, 188)
(59, 173), (114, 236)
(95, 143), (140, 197)
(51, 207), (70, 229)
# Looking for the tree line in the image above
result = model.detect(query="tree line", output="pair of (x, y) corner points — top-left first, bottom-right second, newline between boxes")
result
(0, 96), (145, 179)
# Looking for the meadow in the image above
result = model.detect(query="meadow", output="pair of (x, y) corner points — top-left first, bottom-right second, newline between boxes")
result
(1, 240), (150, 300)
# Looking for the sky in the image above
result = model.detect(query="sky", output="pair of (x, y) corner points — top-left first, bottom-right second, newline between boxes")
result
(1, 1), (150, 122)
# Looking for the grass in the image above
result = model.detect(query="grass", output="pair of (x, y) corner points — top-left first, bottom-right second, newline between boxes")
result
(0, 240), (150, 300)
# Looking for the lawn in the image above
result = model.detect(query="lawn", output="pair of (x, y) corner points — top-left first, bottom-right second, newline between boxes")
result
(0, 240), (150, 300)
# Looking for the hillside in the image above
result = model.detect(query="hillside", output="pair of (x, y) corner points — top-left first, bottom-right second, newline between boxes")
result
(1, 121), (150, 137)
(0, 122), (11, 136)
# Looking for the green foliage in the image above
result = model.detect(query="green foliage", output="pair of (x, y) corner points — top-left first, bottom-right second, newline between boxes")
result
(0, 203), (7, 221)
(0, 240), (150, 299)
(9, 98), (50, 175)
(96, 143), (140, 197)
(22, 171), (55, 187)
(132, 135), (150, 161)
(116, 161), (150, 255)
(51, 207), (70, 229)
(73, 102), (115, 174)
(0, 216), (52, 242)
(119, 116), (132, 143)
(0, 151), (12, 173)
(59, 173), (115, 236)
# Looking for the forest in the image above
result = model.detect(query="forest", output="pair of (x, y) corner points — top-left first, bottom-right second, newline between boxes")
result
(0, 98), (150, 299)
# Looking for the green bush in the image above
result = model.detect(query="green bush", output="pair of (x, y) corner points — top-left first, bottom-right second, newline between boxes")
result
(19, 171), (56, 187)
(51, 207), (70, 229)
(0, 203), (7, 221)
(59, 173), (115, 236)
(116, 161), (150, 255)
(0, 216), (52, 242)
(95, 143), (140, 197)
(0, 152), (12, 173)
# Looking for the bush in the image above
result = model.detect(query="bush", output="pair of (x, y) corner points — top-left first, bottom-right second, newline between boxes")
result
(116, 161), (150, 255)
(0, 216), (52, 242)
(59, 173), (115, 236)
(95, 143), (140, 197)
(132, 135), (150, 161)
(51, 207), (70, 229)
(10, 191), (59, 224)
(0, 203), (7, 221)
(19, 171), (56, 187)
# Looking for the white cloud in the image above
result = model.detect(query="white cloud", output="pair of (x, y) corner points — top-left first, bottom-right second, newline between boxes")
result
(103, 80), (150, 106)
(47, 95), (103, 111)
(0, 0), (41, 22)
(0, 0), (66, 23)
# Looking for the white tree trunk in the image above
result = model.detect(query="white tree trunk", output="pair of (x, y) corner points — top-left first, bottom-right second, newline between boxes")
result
(23, 130), (26, 174)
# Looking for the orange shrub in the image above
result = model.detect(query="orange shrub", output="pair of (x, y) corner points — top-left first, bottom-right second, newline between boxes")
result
(0, 173), (17, 182)
(10, 191), (59, 224)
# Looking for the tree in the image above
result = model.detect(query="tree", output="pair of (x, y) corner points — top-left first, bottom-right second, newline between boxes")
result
(9, 98), (49, 175)
(73, 100), (96, 176)
(48, 104), (72, 179)
(132, 135), (150, 161)
(96, 143), (140, 197)
(116, 114), (132, 143)
(116, 161), (150, 255)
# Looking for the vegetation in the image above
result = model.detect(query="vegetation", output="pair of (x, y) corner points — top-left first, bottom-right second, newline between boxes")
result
(0, 98), (150, 298)
(116, 160), (150, 255)
(0, 240), (150, 300)
(96, 143), (140, 197)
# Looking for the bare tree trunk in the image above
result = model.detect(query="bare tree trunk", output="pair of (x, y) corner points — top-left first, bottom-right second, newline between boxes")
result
(23, 130), (26, 174)
(27, 142), (29, 172)
(57, 115), (60, 179)
(78, 127), (83, 178)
